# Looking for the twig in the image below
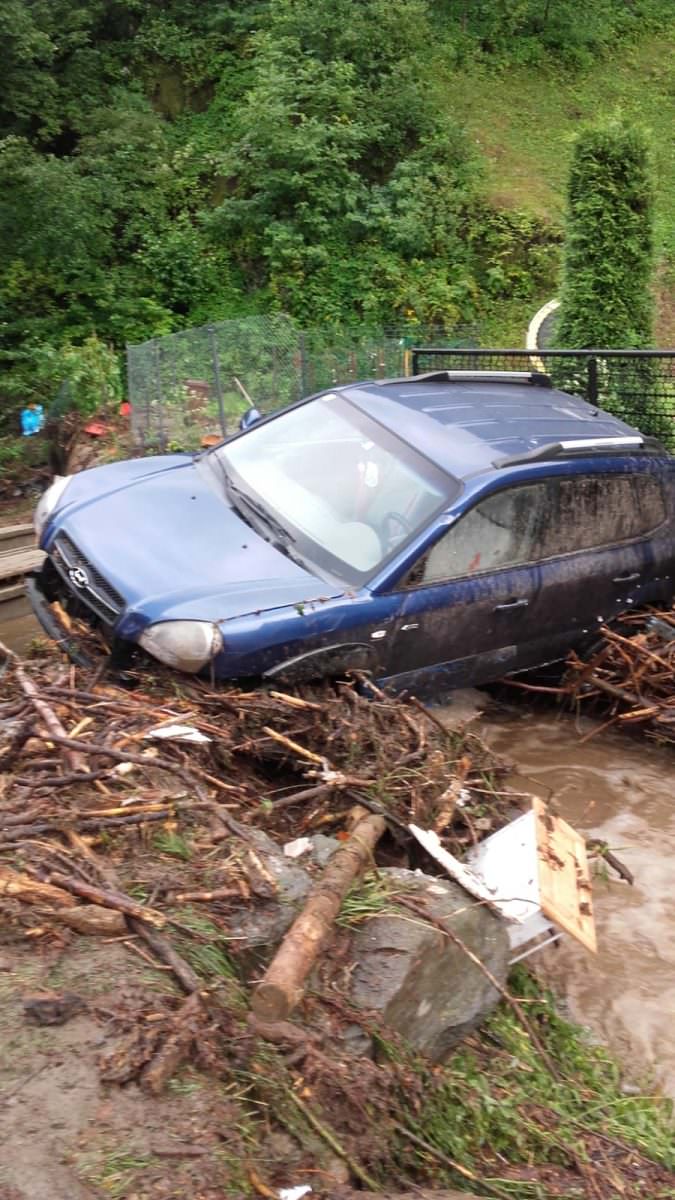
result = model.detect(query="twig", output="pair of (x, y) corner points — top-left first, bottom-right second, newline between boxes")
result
(393, 1123), (510, 1200)
(406, 695), (454, 738)
(261, 726), (325, 765)
(0, 642), (83, 772)
(396, 894), (561, 1081)
(0, 809), (173, 844)
(46, 871), (167, 927)
(0, 1064), (49, 1105)
(284, 1087), (379, 1190)
(141, 992), (202, 1094)
(128, 919), (201, 994)
(587, 840), (634, 886)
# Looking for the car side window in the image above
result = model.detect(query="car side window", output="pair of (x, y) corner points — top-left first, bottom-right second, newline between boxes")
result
(419, 484), (546, 585)
(538, 473), (665, 558)
(404, 472), (666, 588)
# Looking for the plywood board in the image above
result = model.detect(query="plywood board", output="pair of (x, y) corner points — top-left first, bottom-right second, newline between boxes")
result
(533, 796), (597, 953)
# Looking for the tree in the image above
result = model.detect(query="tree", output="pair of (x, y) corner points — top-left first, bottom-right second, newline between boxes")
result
(556, 121), (655, 348)
(210, 0), (481, 325)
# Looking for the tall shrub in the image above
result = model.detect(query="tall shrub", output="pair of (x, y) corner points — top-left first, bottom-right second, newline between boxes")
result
(556, 122), (655, 348)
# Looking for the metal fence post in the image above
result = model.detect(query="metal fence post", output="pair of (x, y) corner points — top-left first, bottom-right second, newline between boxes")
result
(125, 342), (139, 449)
(154, 339), (166, 452)
(299, 331), (309, 399)
(208, 324), (227, 436)
(587, 356), (599, 404)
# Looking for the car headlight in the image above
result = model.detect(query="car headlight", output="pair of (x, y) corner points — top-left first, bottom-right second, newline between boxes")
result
(33, 475), (73, 541)
(138, 621), (223, 674)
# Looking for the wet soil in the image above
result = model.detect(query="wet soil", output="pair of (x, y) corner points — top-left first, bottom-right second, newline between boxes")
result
(0, 942), (260, 1200)
(481, 704), (675, 1098)
(0, 595), (40, 656)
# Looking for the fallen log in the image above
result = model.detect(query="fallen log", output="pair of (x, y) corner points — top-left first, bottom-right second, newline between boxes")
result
(0, 865), (76, 908)
(252, 810), (385, 1021)
(57, 904), (127, 936)
(141, 992), (202, 1094)
(46, 871), (167, 928)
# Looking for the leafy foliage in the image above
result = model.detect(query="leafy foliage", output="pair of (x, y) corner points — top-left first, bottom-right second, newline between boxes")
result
(432, 0), (669, 68)
(556, 122), (655, 348)
(0, 0), (671, 432)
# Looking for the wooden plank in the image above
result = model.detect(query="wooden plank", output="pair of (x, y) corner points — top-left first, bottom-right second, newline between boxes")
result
(0, 523), (34, 552)
(0, 546), (44, 582)
(0, 582), (26, 604)
(533, 796), (596, 953)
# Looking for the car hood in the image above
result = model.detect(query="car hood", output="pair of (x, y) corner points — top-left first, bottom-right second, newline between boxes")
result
(46, 456), (342, 624)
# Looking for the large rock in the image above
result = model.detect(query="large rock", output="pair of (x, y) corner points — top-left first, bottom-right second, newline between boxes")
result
(224, 824), (340, 966)
(349, 868), (509, 1061)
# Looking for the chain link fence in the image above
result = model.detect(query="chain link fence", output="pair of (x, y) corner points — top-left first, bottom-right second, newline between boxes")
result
(126, 316), (478, 450)
(411, 347), (675, 447)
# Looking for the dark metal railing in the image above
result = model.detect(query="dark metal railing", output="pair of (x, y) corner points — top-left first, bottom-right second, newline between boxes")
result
(410, 348), (675, 444)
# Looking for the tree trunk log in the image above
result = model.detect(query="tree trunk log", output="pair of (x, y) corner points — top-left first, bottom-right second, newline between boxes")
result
(0, 865), (76, 908)
(47, 871), (166, 927)
(141, 992), (202, 1094)
(252, 811), (385, 1021)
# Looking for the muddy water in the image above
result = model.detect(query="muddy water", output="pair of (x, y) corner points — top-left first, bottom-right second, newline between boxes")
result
(482, 706), (675, 1097)
(0, 593), (40, 655)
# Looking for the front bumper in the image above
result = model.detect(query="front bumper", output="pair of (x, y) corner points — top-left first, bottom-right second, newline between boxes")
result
(27, 560), (136, 671)
(26, 569), (95, 668)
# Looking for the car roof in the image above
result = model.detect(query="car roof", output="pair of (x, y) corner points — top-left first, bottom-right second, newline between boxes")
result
(339, 371), (657, 482)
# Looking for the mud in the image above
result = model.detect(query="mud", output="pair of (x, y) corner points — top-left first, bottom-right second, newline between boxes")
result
(0, 596), (39, 656)
(481, 705), (675, 1098)
(0, 942), (257, 1199)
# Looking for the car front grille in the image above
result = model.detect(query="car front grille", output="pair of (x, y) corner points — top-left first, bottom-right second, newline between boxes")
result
(51, 532), (125, 624)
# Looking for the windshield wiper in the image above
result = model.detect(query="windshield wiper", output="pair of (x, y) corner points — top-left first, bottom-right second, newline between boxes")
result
(215, 464), (296, 548)
(231, 483), (296, 548)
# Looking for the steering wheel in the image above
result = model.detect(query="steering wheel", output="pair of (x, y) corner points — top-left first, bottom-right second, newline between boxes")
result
(381, 510), (413, 555)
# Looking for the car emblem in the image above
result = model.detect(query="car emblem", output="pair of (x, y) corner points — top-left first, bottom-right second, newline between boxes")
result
(68, 567), (89, 589)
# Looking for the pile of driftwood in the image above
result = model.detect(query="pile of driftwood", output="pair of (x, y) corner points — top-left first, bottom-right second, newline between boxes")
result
(509, 608), (675, 743)
(3, 643), (672, 1200)
(0, 646), (513, 850)
(0, 640), (521, 1078)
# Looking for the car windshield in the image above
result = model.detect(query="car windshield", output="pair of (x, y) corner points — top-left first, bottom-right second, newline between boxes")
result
(213, 392), (452, 584)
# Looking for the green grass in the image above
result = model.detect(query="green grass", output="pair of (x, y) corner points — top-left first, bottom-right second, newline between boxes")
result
(397, 968), (675, 1196)
(78, 1148), (157, 1199)
(336, 870), (410, 927)
(442, 35), (675, 255)
(153, 830), (192, 860)
(172, 907), (241, 987)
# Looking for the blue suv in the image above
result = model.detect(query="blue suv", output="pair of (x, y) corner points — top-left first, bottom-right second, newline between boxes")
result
(30, 370), (675, 693)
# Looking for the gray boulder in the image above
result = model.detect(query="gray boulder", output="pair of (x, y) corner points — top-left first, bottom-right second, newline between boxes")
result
(349, 868), (509, 1061)
(225, 825), (340, 962)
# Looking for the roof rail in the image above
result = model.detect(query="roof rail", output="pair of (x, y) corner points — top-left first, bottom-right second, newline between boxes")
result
(405, 369), (553, 388)
(495, 434), (667, 468)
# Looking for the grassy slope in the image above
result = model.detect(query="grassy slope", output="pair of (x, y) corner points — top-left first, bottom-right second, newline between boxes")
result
(441, 35), (675, 344)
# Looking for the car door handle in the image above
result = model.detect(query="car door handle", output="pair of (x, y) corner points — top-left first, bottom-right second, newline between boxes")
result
(612, 572), (640, 583)
(493, 598), (529, 612)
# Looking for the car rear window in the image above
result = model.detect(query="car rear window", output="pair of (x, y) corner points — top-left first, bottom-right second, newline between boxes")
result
(415, 472), (666, 585)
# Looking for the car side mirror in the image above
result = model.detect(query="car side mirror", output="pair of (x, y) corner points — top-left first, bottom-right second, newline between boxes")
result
(239, 407), (262, 432)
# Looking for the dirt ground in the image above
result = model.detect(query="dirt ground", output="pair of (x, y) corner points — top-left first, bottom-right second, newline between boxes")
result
(0, 938), (281, 1200)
